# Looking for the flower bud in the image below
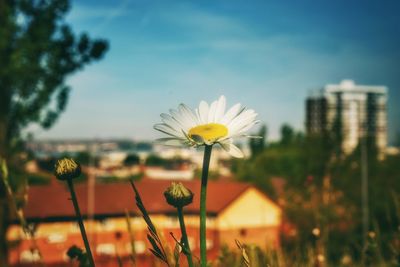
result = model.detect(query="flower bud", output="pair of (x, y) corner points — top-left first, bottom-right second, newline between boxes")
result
(164, 182), (193, 208)
(66, 245), (84, 260)
(54, 158), (81, 181)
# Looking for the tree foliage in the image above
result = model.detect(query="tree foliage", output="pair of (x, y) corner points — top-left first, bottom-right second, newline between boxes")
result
(0, 0), (108, 264)
(124, 153), (140, 166)
(234, 123), (400, 264)
(145, 155), (189, 170)
(0, 0), (108, 159)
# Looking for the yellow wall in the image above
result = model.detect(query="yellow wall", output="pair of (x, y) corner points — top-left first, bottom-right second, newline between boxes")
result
(7, 214), (219, 242)
(217, 188), (281, 230)
(8, 188), (280, 241)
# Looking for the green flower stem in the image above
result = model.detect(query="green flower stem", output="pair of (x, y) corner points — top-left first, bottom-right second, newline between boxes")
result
(177, 206), (194, 267)
(200, 145), (213, 267)
(67, 179), (95, 267)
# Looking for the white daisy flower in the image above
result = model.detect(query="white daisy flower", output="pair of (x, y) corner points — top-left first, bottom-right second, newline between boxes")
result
(154, 95), (260, 158)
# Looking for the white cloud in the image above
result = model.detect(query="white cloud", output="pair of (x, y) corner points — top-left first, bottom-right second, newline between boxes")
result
(160, 5), (248, 36)
(67, 0), (131, 33)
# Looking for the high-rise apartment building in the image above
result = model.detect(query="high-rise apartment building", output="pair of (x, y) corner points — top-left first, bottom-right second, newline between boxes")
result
(306, 80), (388, 154)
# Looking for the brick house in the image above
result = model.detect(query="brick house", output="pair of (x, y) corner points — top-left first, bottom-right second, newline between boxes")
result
(8, 179), (281, 266)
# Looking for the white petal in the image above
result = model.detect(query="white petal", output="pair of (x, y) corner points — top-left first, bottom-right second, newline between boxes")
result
(228, 110), (258, 135)
(228, 143), (245, 158)
(208, 100), (218, 123)
(214, 95), (226, 123)
(229, 120), (257, 137)
(228, 109), (256, 127)
(178, 104), (198, 128)
(161, 113), (172, 121)
(170, 109), (193, 131)
(220, 103), (242, 125)
(235, 120), (260, 135)
(243, 135), (263, 139)
(154, 123), (183, 138)
(154, 138), (185, 146)
(220, 141), (244, 158)
(161, 113), (184, 132)
(195, 108), (201, 124)
(198, 101), (209, 124)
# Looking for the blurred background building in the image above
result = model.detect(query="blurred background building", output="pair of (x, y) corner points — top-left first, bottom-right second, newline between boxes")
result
(306, 80), (388, 154)
(8, 180), (281, 266)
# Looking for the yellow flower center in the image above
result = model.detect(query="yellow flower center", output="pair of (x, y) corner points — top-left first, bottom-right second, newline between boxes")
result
(188, 123), (228, 143)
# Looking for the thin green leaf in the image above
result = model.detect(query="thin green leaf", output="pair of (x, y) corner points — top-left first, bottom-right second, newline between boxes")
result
(147, 234), (162, 255)
(130, 180), (157, 233)
(149, 248), (166, 262)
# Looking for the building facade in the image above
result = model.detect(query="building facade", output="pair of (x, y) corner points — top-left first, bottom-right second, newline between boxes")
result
(306, 80), (388, 154)
(8, 180), (281, 266)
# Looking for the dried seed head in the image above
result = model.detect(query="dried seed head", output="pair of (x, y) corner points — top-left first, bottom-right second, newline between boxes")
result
(54, 158), (81, 181)
(164, 182), (193, 208)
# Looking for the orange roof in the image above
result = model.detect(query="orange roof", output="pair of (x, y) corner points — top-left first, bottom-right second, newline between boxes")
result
(21, 179), (252, 222)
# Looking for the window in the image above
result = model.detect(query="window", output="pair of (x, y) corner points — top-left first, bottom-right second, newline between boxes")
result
(188, 237), (195, 249)
(99, 219), (115, 231)
(47, 233), (66, 243)
(20, 249), (41, 263)
(96, 243), (116, 256)
(135, 241), (146, 254)
(126, 241), (146, 254)
(206, 239), (213, 250)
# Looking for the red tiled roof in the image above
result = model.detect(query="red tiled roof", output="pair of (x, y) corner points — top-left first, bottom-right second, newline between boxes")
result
(22, 179), (252, 222)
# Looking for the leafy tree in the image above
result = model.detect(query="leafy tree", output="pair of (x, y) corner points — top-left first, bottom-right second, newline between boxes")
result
(234, 120), (400, 264)
(145, 154), (168, 167)
(136, 142), (152, 151)
(280, 124), (295, 146)
(0, 0), (108, 264)
(117, 140), (135, 150)
(124, 153), (140, 166)
(75, 151), (91, 166)
(145, 155), (188, 169)
(36, 157), (57, 172)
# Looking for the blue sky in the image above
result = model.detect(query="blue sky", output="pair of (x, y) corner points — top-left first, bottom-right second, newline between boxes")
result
(33, 0), (400, 143)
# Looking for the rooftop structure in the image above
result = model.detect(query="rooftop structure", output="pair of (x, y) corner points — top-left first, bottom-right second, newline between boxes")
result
(8, 180), (281, 266)
(306, 80), (388, 154)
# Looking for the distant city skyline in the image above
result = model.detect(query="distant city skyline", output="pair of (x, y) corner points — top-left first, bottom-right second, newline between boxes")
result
(28, 0), (400, 144)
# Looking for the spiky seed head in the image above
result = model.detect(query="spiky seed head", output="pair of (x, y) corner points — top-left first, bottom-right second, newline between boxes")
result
(54, 158), (81, 181)
(164, 182), (193, 208)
